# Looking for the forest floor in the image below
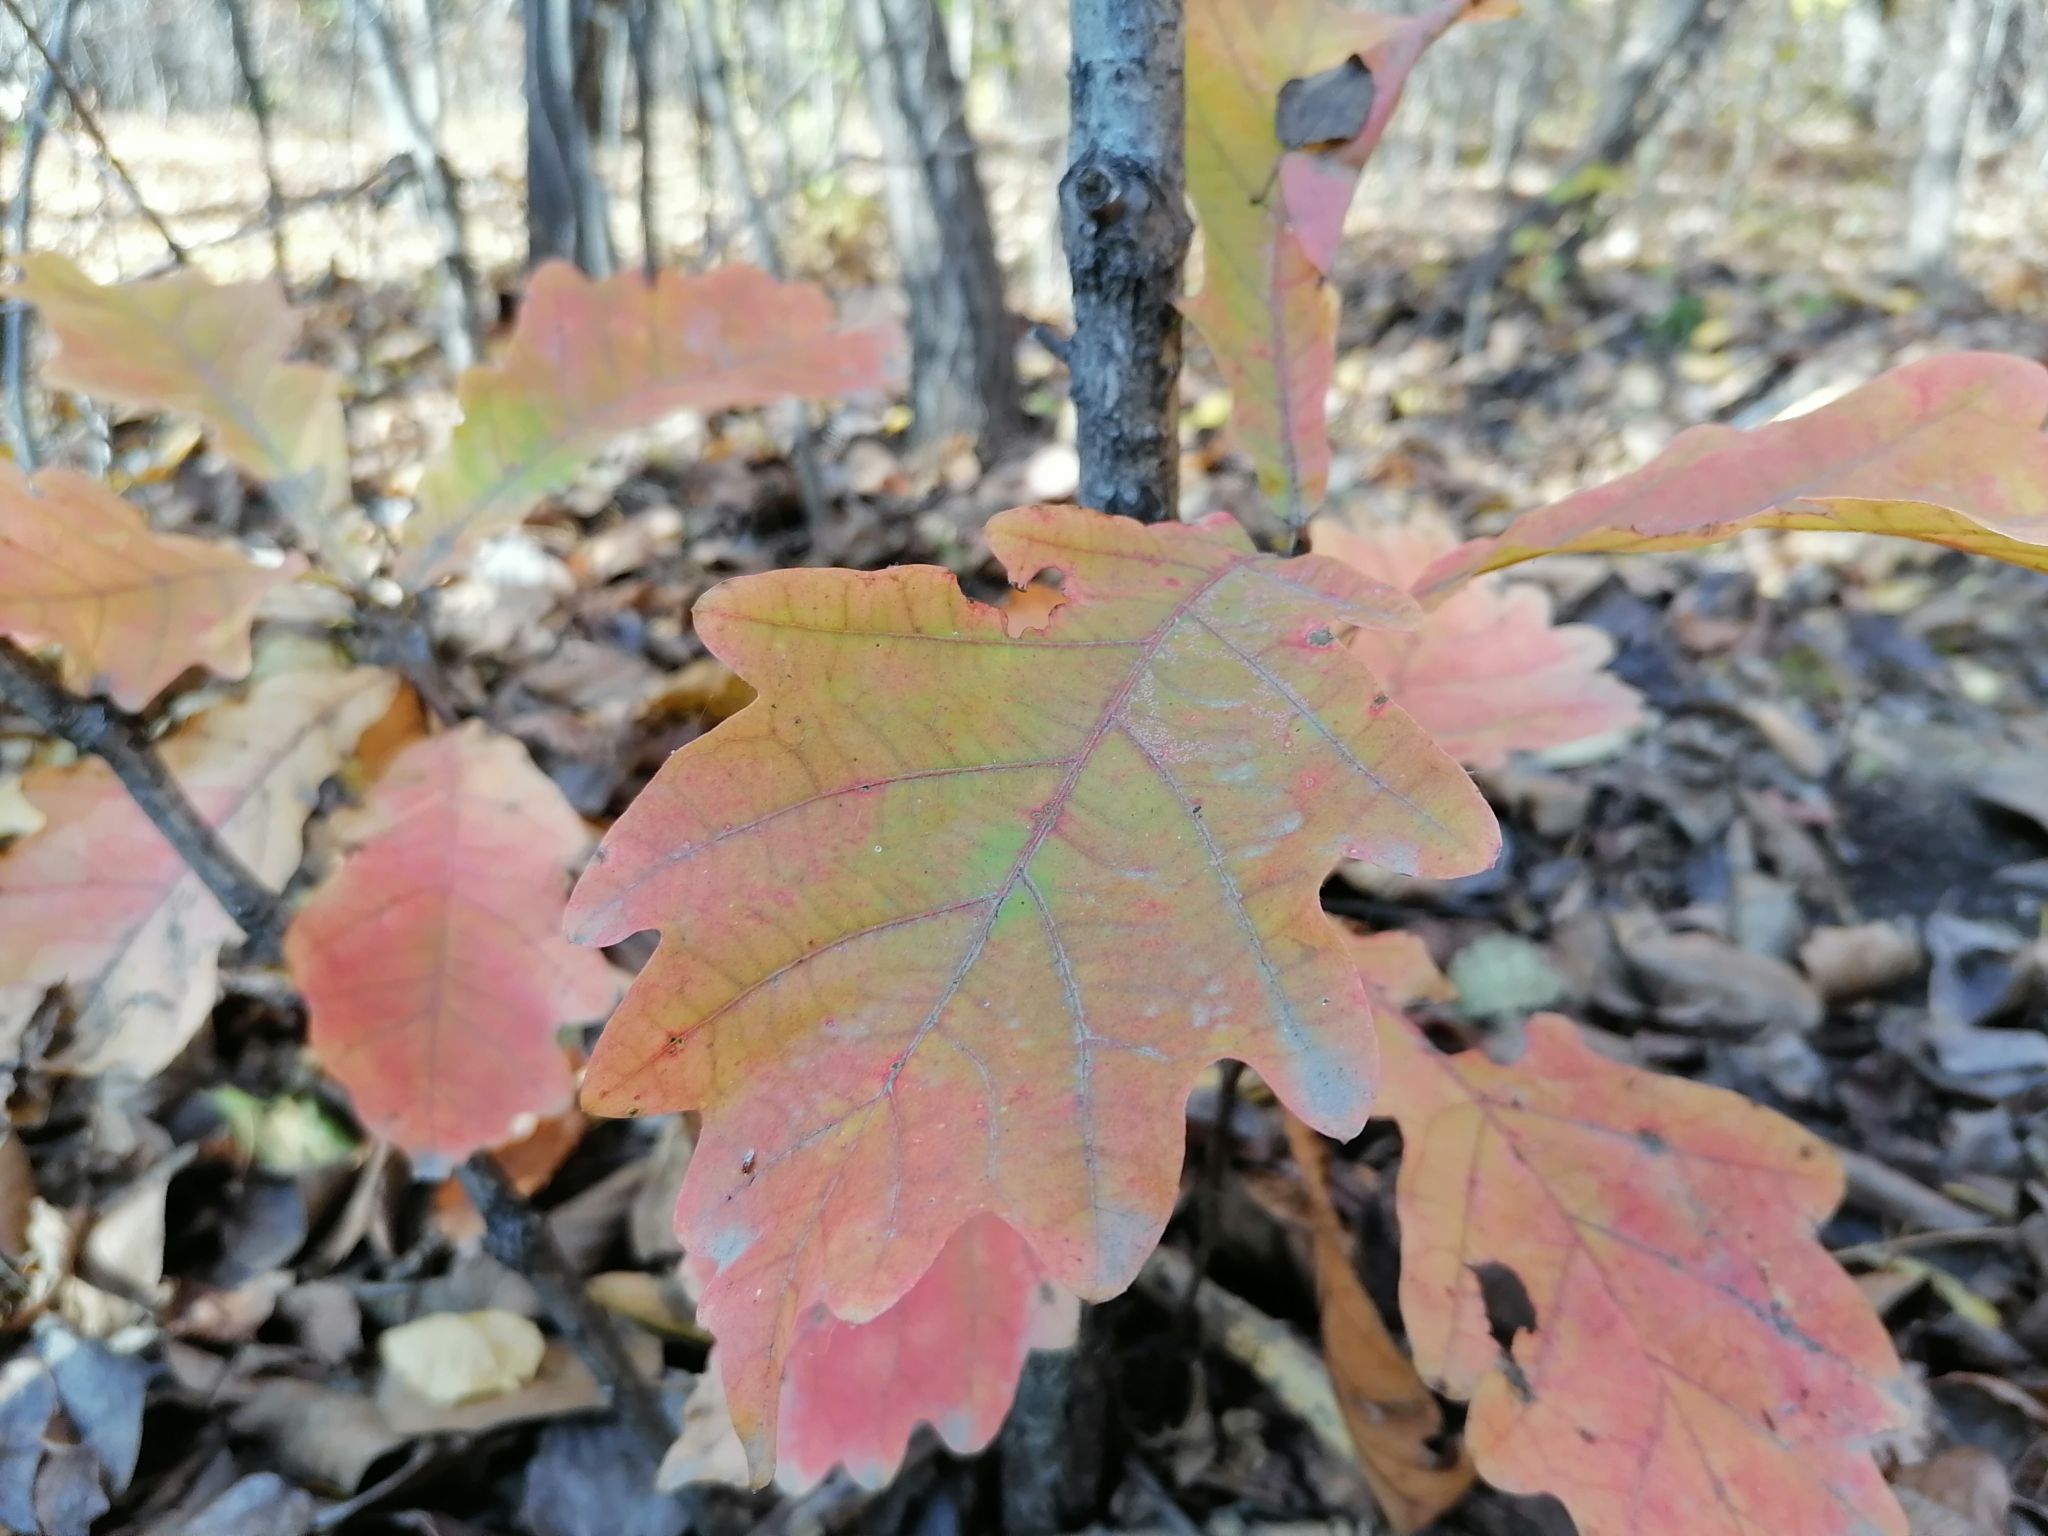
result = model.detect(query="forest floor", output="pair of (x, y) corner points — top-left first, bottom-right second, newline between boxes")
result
(4, 109), (2048, 1536)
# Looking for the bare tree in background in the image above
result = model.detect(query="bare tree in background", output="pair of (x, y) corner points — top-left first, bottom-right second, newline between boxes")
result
(1459, 0), (1744, 352)
(1907, 0), (1987, 281)
(850, 0), (1021, 458)
(1900, 0), (1982, 280)
(1840, 0), (1892, 128)
(526, 0), (615, 273)
(351, 0), (483, 366)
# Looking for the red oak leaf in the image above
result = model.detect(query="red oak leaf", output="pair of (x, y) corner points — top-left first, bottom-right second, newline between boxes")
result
(566, 504), (1497, 1480)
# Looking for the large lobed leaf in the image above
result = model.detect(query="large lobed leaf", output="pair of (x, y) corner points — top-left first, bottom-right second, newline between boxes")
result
(394, 263), (904, 586)
(566, 504), (1498, 1478)
(1416, 353), (2048, 600)
(1357, 933), (1914, 1536)
(0, 666), (396, 1078)
(1311, 515), (1642, 768)
(287, 724), (621, 1166)
(8, 254), (351, 550)
(0, 464), (296, 709)
(1184, 0), (1492, 523)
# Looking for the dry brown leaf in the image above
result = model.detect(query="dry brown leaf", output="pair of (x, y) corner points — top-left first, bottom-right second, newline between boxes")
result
(1613, 915), (1823, 1035)
(1281, 1111), (1473, 1531)
(1800, 923), (1925, 1003)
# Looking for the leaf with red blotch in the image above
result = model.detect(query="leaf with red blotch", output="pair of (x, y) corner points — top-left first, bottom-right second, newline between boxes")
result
(0, 666), (397, 1078)
(0, 464), (297, 709)
(1310, 516), (1642, 769)
(1416, 353), (2048, 601)
(1359, 936), (1915, 1536)
(7, 254), (351, 553)
(395, 263), (904, 586)
(1184, 0), (1500, 523)
(565, 504), (1498, 1481)
(776, 1215), (1076, 1489)
(288, 724), (621, 1166)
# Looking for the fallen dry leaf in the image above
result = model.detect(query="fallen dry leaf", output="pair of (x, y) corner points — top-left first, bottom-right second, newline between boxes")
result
(376, 1310), (547, 1407)
(1281, 1108), (1473, 1531)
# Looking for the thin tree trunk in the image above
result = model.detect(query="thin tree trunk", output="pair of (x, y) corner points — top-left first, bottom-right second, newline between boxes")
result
(1058, 0), (1191, 523)
(216, 0), (291, 282)
(525, 0), (615, 275)
(678, 0), (831, 537)
(351, 0), (483, 366)
(4, 0), (81, 472)
(1907, 0), (1986, 279)
(1840, 0), (1891, 129)
(992, 9), (1190, 1531)
(851, 0), (1022, 459)
(1459, 0), (1741, 352)
(626, 0), (659, 275)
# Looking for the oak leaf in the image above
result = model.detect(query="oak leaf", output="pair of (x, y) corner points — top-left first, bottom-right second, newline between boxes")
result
(288, 724), (621, 1165)
(1184, 0), (1491, 523)
(777, 1215), (1076, 1489)
(395, 263), (903, 586)
(566, 504), (1498, 1478)
(1311, 515), (1642, 768)
(1356, 936), (1915, 1536)
(0, 464), (295, 709)
(7, 255), (351, 553)
(1416, 354), (2048, 600)
(0, 666), (397, 1078)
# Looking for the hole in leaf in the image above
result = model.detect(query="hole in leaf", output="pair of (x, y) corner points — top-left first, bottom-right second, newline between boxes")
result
(1471, 1260), (1537, 1352)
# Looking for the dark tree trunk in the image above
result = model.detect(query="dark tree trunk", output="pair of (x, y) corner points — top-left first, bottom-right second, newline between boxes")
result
(850, 0), (1021, 458)
(1059, 0), (1192, 524)
(525, 0), (615, 275)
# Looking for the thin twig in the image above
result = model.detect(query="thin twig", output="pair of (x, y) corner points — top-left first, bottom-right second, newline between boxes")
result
(215, 0), (292, 283)
(0, 634), (672, 1462)
(455, 1151), (677, 1463)
(2, 0), (79, 471)
(0, 0), (188, 263)
(0, 640), (287, 955)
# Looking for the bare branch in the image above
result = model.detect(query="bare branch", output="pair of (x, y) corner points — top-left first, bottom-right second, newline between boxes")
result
(0, 0), (188, 263)
(0, 640), (288, 956)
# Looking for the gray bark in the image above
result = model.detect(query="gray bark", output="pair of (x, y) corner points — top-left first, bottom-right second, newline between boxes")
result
(626, 0), (658, 276)
(4, 0), (80, 472)
(351, 0), (483, 366)
(1059, 0), (1191, 523)
(525, 0), (615, 275)
(678, 0), (831, 535)
(216, 0), (291, 281)
(1907, 0), (1987, 280)
(1840, 0), (1891, 127)
(851, 0), (1021, 458)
